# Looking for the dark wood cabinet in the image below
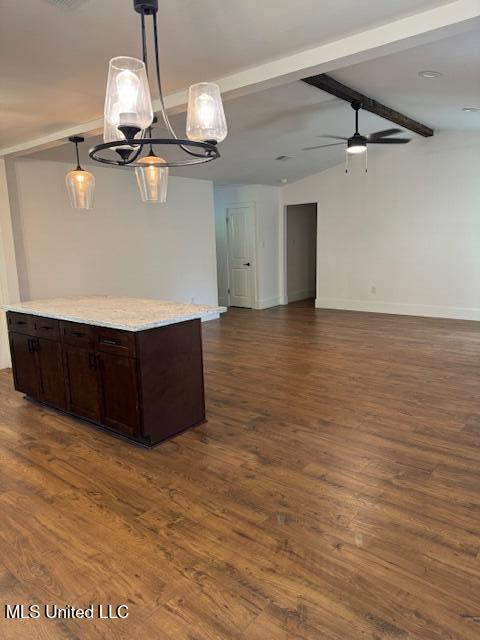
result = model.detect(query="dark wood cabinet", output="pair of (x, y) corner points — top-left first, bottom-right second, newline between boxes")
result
(9, 332), (41, 398)
(96, 353), (139, 436)
(9, 332), (66, 409)
(36, 337), (66, 409)
(6, 312), (206, 446)
(63, 345), (100, 422)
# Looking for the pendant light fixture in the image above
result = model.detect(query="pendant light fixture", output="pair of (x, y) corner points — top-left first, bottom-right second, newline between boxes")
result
(89, 0), (227, 203)
(66, 136), (95, 210)
(135, 148), (168, 203)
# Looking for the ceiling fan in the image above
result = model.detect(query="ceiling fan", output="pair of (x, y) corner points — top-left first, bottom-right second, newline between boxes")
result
(303, 101), (411, 156)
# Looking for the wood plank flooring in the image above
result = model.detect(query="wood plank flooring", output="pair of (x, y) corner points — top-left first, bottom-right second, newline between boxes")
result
(0, 300), (479, 639)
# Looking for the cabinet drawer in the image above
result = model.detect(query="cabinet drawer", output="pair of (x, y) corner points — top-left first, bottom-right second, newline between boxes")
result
(34, 316), (60, 340)
(7, 312), (35, 335)
(61, 321), (92, 348)
(94, 327), (136, 357)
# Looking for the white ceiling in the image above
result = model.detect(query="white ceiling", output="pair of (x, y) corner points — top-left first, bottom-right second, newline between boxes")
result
(0, 0), (455, 148)
(25, 26), (480, 186)
(333, 28), (480, 131)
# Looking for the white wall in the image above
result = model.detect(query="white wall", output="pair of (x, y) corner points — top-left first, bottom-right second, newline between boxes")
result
(286, 203), (317, 302)
(214, 184), (281, 308)
(283, 130), (480, 320)
(7, 159), (219, 307)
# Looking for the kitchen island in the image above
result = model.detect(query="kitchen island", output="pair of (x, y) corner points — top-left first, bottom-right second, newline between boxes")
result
(2, 297), (226, 446)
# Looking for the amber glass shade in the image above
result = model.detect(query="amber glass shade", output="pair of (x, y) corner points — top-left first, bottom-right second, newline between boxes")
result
(65, 169), (95, 210)
(135, 155), (168, 203)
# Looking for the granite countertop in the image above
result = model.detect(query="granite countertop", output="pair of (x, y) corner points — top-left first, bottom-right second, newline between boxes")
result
(2, 296), (226, 332)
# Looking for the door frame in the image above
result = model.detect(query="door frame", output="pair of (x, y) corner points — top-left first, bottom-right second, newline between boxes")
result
(0, 159), (21, 369)
(225, 201), (259, 308)
(280, 202), (319, 307)
(0, 257), (9, 368)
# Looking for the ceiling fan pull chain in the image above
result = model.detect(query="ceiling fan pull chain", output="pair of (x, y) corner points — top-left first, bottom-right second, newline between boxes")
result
(345, 152), (349, 174)
(365, 147), (368, 174)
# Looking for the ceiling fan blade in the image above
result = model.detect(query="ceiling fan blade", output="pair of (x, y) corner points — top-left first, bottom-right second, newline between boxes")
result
(369, 138), (411, 144)
(302, 143), (345, 151)
(366, 128), (402, 140)
(317, 135), (348, 141)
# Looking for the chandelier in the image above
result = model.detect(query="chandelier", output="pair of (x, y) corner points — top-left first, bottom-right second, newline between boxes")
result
(89, 0), (227, 203)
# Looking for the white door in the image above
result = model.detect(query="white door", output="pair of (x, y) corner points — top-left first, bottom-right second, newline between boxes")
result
(227, 204), (255, 308)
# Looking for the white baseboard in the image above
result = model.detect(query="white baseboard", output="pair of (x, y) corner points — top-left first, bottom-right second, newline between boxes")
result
(315, 297), (480, 321)
(254, 296), (283, 310)
(286, 289), (315, 304)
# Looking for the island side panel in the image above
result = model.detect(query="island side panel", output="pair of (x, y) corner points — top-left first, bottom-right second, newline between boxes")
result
(135, 319), (206, 444)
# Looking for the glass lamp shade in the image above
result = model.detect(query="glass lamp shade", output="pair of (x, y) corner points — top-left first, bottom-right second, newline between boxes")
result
(103, 56), (153, 141)
(135, 155), (169, 203)
(186, 82), (227, 143)
(65, 169), (95, 210)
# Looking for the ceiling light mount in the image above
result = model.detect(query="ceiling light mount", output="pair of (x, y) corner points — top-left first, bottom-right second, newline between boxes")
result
(134, 0), (158, 15)
(418, 70), (442, 79)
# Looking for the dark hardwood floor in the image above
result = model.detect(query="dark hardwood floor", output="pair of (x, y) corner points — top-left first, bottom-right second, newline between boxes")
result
(1, 300), (479, 639)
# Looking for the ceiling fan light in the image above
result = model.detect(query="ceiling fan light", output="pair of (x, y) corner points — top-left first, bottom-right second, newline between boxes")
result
(347, 142), (367, 155)
(65, 169), (95, 210)
(186, 82), (227, 143)
(134, 154), (169, 203)
(103, 56), (153, 141)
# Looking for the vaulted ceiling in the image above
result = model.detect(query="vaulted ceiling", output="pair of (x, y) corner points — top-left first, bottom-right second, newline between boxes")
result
(2, 0), (479, 184)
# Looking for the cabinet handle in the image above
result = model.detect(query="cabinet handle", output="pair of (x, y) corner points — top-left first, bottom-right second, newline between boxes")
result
(88, 353), (98, 370)
(72, 331), (87, 338)
(16, 321), (27, 325)
(100, 338), (121, 346)
(40, 326), (53, 331)
(28, 338), (39, 353)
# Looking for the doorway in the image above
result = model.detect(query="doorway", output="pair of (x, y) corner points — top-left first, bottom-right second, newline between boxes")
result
(286, 203), (317, 304)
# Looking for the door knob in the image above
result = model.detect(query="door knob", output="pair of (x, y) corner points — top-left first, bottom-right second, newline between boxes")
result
(243, 262), (251, 266)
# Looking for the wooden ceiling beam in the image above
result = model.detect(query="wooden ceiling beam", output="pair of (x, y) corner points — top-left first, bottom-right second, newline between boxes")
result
(302, 73), (434, 137)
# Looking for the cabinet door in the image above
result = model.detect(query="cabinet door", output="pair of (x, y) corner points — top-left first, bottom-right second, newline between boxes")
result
(63, 346), (100, 422)
(36, 338), (66, 410)
(97, 353), (139, 436)
(9, 332), (40, 398)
